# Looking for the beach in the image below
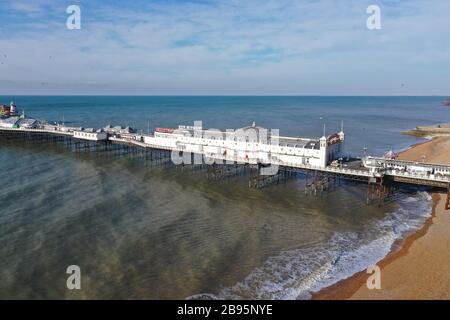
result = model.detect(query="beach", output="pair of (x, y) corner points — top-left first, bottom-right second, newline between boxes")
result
(314, 136), (450, 300)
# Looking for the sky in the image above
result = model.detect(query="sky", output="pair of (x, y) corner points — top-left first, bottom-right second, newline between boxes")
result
(0, 0), (449, 95)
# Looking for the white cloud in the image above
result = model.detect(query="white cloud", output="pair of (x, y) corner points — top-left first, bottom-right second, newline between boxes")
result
(0, 0), (449, 95)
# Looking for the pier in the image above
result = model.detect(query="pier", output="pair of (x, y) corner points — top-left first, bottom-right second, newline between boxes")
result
(2, 105), (450, 209)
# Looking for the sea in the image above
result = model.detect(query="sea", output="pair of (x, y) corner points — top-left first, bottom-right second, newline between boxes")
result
(0, 96), (446, 299)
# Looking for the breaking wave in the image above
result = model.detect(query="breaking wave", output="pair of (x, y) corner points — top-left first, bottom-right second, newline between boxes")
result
(188, 191), (432, 300)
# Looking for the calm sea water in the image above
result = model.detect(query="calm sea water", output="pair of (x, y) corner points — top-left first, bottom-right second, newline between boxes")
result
(0, 96), (444, 299)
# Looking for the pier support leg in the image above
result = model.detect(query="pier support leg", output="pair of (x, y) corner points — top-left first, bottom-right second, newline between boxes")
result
(366, 177), (387, 206)
(247, 165), (292, 189)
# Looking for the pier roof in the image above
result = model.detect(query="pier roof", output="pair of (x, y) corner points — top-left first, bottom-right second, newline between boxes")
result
(104, 125), (136, 134)
(16, 118), (37, 127)
(276, 136), (320, 149)
(0, 116), (19, 125)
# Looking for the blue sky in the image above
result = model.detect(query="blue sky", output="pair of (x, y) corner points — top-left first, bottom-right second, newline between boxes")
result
(0, 0), (449, 95)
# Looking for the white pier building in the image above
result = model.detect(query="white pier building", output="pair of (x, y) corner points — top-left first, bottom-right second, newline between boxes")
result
(73, 128), (108, 141)
(144, 123), (345, 168)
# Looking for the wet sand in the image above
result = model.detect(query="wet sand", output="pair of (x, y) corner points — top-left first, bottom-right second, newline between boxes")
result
(314, 136), (450, 300)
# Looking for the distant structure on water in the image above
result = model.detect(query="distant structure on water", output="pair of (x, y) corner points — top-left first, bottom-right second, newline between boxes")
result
(0, 101), (39, 129)
(0, 101), (18, 117)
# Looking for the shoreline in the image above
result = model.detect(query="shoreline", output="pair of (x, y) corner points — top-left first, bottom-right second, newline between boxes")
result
(312, 194), (439, 300)
(313, 136), (450, 300)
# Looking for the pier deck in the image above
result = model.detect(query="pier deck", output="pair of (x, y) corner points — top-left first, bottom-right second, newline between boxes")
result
(2, 124), (450, 208)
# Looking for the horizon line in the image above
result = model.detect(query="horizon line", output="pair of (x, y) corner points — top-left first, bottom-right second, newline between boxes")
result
(1, 94), (449, 98)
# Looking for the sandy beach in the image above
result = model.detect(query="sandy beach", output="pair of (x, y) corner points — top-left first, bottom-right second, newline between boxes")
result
(314, 136), (450, 300)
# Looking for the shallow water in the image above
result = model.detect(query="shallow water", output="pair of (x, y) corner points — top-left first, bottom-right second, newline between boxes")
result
(0, 96), (440, 299)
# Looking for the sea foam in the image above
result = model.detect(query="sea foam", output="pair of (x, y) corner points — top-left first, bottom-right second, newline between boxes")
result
(187, 191), (432, 300)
